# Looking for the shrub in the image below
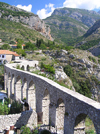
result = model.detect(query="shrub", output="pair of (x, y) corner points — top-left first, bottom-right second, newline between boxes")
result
(64, 65), (73, 77)
(0, 44), (11, 50)
(0, 98), (10, 115)
(16, 64), (20, 69)
(21, 126), (31, 134)
(9, 100), (23, 114)
(88, 56), (97, 63)
(40, 62), (55, 74)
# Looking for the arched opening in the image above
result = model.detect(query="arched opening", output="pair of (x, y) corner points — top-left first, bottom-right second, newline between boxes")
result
(27, 65), (30, 71)
(35, 64), (37, 67)
(27, 80), (36, 110)
(56, 98), (65, 132)
(22, 78), (27, 100)
(21, 65), (24, 71)
(74, 113), (96, 134)
(15, 76), (22, 100)
(42, 89), (50, 125)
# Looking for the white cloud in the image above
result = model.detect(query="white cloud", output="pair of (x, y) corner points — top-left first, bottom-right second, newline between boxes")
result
(16, 4), (32, 12)
(63, 0), (100, 10)
(37, 3), (55, 19)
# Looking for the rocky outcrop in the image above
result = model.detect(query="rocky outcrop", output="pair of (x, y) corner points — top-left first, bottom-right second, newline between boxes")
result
(0, 2), (53, 41)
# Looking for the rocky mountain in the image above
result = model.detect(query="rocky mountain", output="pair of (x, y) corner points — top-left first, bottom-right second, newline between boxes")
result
(0, 2), (53, 41)
(44, 7), (100, 44)
(84, 19), (100, 39)
(75, 19), (100, 51)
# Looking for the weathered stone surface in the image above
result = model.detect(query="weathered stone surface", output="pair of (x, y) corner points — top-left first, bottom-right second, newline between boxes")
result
(4, 64), (100, 134)
(0, 110), (37, 131)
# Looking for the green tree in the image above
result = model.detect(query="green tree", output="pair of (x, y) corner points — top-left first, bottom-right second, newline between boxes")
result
(64, 65), (73, 77)
(1, 44), (11, 50)
(25, 42), (36, 50)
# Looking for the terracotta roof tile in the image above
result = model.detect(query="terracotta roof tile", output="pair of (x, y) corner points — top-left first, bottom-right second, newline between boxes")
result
(0, 50), (19, 56)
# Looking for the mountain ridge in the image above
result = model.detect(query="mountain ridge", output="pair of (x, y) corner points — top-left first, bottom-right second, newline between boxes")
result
(44, 7), (100, 44)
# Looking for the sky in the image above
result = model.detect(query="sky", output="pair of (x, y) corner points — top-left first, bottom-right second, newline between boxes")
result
(1, 0), (100, 19)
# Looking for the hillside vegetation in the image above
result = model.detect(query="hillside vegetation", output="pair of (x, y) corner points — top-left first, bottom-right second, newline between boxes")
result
(0, 18), (48, 43)
(44, 7), (100, 44)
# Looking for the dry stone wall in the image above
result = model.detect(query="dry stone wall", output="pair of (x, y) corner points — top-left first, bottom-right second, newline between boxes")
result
(0, 110), (37, 131)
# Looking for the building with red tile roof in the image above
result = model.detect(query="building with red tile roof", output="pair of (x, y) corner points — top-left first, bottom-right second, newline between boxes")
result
(0, 50), (20, 64)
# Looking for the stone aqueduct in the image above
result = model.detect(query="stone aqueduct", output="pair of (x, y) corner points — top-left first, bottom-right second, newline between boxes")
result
(4, 64), (100, 134)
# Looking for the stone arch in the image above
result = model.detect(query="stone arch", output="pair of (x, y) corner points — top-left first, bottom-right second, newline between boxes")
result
(42, 89), (50, 125)
(27, 80), (36, 110)
(22, 78), (27, 100)
(56, 98), (65, 131)
(15, 75), (22, 100)
(27, 65), (30, 71)
(74, 113), (96, 134)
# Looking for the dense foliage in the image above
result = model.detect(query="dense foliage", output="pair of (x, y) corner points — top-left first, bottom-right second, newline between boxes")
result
(64, 65), (92, 98)
(0, 98), (10, 115)
(14, 49), (26, 57)
(78, 38), (100, 50)
(0, 44), (11, 50)
(41, 62), (55, 74)
(21, 126), (38, 134)
(0, 98), (23, 115)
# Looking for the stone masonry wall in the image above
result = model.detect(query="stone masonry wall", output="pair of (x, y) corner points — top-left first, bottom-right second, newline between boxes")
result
(0, 110), (37, 131)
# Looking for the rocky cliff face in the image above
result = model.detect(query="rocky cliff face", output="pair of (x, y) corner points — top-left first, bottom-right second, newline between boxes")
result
(0, 2), (53, 41)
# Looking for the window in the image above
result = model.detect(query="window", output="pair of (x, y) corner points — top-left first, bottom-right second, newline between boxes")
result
(2, 55), (4, 58)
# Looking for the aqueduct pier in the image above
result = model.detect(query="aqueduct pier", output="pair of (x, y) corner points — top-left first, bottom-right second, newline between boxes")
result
(4, 64), (100, 134)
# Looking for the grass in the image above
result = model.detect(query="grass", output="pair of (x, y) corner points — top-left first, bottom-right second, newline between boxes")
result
(85, 117), (96, 134)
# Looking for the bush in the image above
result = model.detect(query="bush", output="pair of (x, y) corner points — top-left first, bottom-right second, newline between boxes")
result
(40, 62), (55, 74)
(14, 49), (26, 57)
(0, 44), (11, 50)
(88, 56), (97, 63)
(21, 126), (38, 134)
(0, 98), (10, 115)
(9, 100), (23, 114)
(21, 126), (31, 134)
(64, 65), (73, 77)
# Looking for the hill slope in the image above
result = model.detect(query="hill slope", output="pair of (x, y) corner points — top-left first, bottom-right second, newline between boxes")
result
(0, 2), (53, 42)
(0, 18), (49, 43)
(44, 7), (100, 44)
